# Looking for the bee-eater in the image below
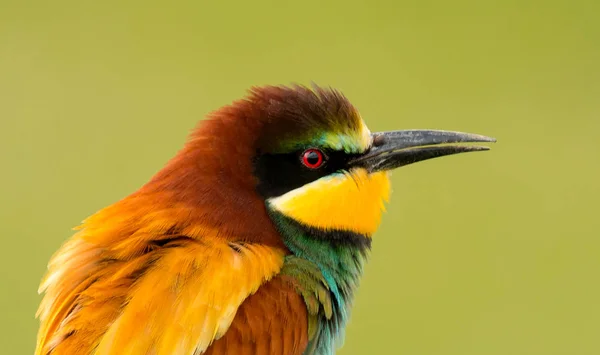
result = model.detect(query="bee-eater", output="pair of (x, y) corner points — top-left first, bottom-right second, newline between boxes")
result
(36, 84), (495, 355)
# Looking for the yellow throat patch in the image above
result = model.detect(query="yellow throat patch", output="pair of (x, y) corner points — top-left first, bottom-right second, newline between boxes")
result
(268, 168), (391, 236)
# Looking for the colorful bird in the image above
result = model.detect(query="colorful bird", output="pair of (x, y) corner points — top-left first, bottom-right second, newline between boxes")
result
(36, 84), (495, 355)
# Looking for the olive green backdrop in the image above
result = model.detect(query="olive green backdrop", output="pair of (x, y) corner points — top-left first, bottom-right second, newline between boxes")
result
(1, 0), (599, 354)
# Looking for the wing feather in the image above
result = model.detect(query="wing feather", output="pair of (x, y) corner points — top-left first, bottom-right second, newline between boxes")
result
(37, 233), (284, 355)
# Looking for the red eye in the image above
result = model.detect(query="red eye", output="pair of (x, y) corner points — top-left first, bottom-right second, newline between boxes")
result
(301, 148), (325, 169)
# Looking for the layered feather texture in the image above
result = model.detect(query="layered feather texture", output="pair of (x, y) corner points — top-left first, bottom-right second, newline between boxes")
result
(268, 213), (374, 355)
(36, 193), (286, 355)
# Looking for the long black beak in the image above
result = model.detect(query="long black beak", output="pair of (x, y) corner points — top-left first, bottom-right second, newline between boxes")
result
(350, 130), (496, 172)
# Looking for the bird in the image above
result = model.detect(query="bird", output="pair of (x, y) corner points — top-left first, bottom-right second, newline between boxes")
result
(36, 84), (495, 355)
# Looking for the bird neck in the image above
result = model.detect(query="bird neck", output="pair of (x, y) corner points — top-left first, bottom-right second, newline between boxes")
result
(267, 209), (371, 353)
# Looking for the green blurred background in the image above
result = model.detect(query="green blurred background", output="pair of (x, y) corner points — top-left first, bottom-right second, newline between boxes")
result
(1, 0), (599, 354)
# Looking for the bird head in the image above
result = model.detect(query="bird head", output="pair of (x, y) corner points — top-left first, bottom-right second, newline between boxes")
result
(161, 84), (494, 247)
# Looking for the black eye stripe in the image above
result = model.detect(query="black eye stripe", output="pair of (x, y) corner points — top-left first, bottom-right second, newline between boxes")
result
(253, 149), (359, 199)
